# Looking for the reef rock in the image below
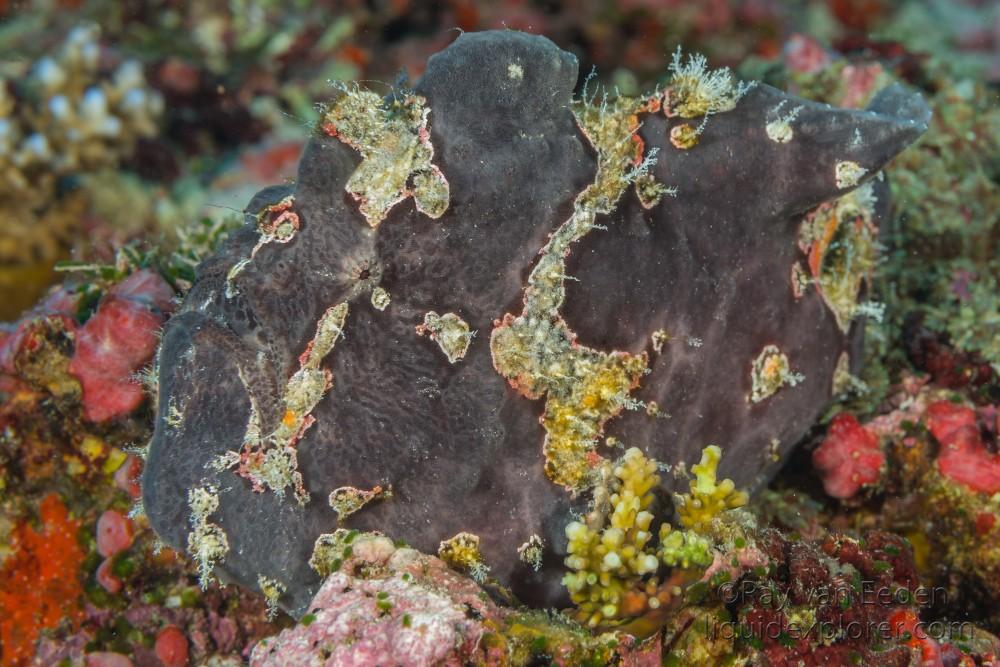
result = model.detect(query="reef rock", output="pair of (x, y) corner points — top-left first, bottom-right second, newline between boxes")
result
(144, 31), (929, 614)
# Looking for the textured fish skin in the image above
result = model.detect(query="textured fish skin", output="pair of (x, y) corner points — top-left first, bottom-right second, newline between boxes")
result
(143, 31), (930, 615)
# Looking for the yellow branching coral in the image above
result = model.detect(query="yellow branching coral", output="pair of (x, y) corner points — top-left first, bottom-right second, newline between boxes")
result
(674, 445), (748, 532)
(562, 446), (751, 628)
(562, 447), (661, 626)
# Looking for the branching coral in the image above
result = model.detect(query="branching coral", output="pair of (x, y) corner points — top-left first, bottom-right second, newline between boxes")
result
(563, 448), (661, 626)
(674, 445), (749, 532)
(0, 25), (162, 317)
(563, 446), (748, 628)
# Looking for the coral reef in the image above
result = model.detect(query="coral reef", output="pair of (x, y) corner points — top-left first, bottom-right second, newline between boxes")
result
(0, 216), (280, 665)
(812, 381), (1000, 625)
(0, 25), (162, 319)
(143, 29), (929, 616)
(251, 444), (999, 666)
(0, 495), (85, 665)
(3, 2), (998, 663)
(251, 529), (673, 666)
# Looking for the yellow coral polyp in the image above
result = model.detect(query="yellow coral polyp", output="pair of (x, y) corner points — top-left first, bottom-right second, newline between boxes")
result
(564, 445), (751, 626)
(675, 445), (748, 532)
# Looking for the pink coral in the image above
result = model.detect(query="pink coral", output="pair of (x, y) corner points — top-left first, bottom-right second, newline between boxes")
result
(783, 34), (831, 74)
(250, 536), (500, 667)
(812, 413), (885, 499)
(113, 454), (143, 499)
(68, 270), (174, 422)
(155, 625), (189, 667)
(925, 401), (1000, 494)
(96, 510), (134, 558)
(96, 558), (122, 594)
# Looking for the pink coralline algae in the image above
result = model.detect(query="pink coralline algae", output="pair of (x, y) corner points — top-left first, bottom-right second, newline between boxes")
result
(250, 535), (502, 667)
(69, 269), (174, 422)
(812, 413), (885, 499)
(925, 400), (1000, 494)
